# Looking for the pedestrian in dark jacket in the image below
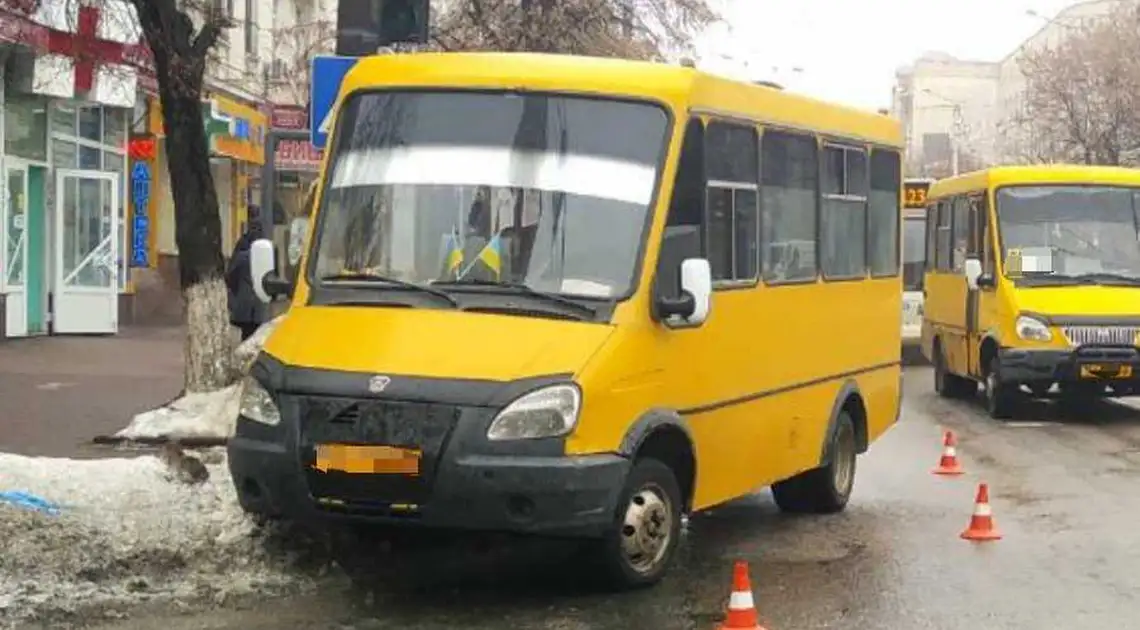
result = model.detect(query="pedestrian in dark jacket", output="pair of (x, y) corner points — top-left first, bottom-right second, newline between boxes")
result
(226, 212), (264, 341)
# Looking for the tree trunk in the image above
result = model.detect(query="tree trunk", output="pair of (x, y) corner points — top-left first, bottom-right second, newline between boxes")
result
(159, 82), (234, 393)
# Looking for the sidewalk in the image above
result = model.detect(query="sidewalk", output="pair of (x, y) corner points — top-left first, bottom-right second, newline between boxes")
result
(0, 327), (184, 458)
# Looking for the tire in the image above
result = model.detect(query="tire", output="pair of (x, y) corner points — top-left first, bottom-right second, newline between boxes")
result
(983, 357), (1017, 420)
(934, 343), (975, 399)
(593, 457), (684, 590)
(772, 411), (857, 514)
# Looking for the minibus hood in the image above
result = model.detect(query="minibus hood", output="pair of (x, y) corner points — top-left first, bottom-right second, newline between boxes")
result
(262, 305), (615, 384)
(1013, 284), (1140, 318)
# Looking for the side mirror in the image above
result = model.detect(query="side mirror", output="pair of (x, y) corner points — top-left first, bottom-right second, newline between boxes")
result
(250, 238), (292, 303)
(658, 257), (712, 326)
(963, 257), (982, 290)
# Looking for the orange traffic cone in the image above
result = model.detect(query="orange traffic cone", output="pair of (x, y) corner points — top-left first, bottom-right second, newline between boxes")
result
(960, 483), (1002, 541)
(932, 430), (965, 476)
(718, 560), (768, 630)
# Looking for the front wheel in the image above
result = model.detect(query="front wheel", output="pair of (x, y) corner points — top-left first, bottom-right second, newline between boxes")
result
(772, 411), (857, 514)
(984, 358), (1018, 420)
(593, 457), (683, 590)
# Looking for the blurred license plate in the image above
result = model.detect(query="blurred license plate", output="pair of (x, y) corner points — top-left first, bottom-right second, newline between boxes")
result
(1079, 364), (1132, 379)
(313, 444), (421, 475)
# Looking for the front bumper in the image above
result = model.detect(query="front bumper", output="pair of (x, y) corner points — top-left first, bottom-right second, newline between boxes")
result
(996, 345), (1140, 392)
(228, 406), (629, 538)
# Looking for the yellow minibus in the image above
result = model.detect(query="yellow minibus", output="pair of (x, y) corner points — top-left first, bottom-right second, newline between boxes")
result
(923, 165), (1140, 418)
(230, 52), (904, 588)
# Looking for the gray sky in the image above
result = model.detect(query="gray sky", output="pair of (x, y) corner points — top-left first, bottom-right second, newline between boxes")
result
(695, 0), (1079, 110)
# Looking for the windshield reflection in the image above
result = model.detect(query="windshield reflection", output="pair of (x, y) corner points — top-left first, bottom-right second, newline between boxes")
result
(310, 90), (668, 302)
(996, 185), (1140, 282)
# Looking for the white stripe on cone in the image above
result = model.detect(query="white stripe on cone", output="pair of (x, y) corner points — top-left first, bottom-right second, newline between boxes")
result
(728, 590), (754, 610)
(974, 503), (992, 517)
(944, 446), (956, 457)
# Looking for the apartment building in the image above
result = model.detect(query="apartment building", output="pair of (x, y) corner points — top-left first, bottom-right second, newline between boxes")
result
(892, 1), (1127, 176)
(891, 52), (1000, 178)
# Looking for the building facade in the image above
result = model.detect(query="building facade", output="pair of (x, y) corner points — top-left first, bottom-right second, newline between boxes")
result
(891, 53), (1000, 178)
(0, 0), (144, 339)
(892, 1), (1128, 174)
(0, 0), (292, 338)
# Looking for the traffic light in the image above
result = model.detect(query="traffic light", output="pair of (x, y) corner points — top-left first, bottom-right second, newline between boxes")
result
(336, 0), (430, 56)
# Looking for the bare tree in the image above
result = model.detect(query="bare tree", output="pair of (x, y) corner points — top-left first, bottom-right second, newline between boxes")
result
(434, 0), (717, 59)
(268, 18), (335, 107)
(127, 0), (236, 392)
(1016, 4), (1140, 165)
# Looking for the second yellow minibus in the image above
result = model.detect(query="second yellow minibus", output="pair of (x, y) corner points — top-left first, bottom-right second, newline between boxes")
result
(923, 165), (1140, 418)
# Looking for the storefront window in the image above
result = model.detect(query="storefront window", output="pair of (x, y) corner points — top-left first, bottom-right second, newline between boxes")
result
(5, 92), (48, 161)
(78, 106), (101, 141)
(52, 138), (77, 168)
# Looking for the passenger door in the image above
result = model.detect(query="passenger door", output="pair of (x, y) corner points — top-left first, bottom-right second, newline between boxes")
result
(925, 196), (970, 374)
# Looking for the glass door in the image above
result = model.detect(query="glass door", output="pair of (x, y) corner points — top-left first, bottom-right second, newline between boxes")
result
(3, 164), (29, 337)
(53, 169), (119, 334)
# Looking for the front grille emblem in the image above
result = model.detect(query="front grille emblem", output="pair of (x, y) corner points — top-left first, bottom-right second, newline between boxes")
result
(368, 375), (392, 393)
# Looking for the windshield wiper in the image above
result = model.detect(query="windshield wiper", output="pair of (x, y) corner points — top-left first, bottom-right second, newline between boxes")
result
(433, 279), (597, 318)
(320, 273), (459, 307)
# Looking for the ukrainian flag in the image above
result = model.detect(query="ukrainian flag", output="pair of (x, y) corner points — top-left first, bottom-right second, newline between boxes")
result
(444, 227), (463, 277)
(475, 234), (503, 279)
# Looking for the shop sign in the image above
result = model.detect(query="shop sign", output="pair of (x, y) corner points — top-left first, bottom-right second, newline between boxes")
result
(203, 97), (267, 165)
(271, 106), (308, 130)
(130, 161), (151, 268)
(274, 138), (323, 172)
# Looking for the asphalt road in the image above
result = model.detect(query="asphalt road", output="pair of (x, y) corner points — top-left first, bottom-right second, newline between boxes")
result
(92, 366), (1140, 630)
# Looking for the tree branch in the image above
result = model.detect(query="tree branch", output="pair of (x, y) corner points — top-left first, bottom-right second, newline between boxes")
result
(192, 19), (227, 57)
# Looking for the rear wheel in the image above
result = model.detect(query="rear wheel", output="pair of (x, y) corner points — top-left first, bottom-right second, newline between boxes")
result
(594, 457), (683, 590)
(934, 343), (976, 398)
(984, 358), (1018, 420)
(772, 411), (857, 514)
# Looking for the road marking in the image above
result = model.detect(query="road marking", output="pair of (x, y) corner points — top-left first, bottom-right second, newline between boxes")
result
(1002, 421), (1059, 428)
(36, 381), (75, 391)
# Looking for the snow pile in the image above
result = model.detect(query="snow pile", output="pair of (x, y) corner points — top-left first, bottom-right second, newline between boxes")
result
(114, 386), (242, 442)
(114, 316), (284, 442)
(0, 450), (319, 625)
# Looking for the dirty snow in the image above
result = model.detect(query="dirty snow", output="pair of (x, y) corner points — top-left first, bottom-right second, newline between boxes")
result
(114, 316), (284, 442)
(0, 449), (321, 626)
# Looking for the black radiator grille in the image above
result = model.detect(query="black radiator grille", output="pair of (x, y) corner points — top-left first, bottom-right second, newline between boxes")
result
(296, 396), (461, 510)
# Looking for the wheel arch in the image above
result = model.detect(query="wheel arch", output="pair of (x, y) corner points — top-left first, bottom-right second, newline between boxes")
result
(618, 409), (697, 512)
(819, 380), (869, 463)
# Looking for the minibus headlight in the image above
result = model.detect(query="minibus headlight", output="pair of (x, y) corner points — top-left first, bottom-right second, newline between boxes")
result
(1015, 315), (1052, 342)
(239, 376), (281, 426)
(486, 384), (581, 441)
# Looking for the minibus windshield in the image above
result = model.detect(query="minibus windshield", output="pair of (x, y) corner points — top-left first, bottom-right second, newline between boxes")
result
(309, 90), (669, 300)
(997, 185), (1140, 282)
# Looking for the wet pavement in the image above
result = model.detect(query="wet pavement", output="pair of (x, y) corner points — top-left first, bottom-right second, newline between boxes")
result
(91, 367), (1140, 629)
(0, 328), (183, 458)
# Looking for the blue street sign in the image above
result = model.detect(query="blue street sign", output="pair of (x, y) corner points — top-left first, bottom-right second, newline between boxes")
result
(309, 55), (360, 149)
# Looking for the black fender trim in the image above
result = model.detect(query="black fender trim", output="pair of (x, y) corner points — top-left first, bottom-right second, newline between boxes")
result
(818, 379), (864, 466)
(617, 408), (695, 457)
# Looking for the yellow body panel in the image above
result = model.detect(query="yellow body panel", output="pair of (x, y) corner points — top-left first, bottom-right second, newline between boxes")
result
(276, 52), (904, 513)
(922, 165), (1140, 376)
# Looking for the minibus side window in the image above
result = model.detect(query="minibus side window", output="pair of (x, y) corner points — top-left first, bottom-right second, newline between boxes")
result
(656, 117), (706, 300)
(951, 196), (970, 272)
(935, 200), (953, 272)
(925, 201), (938, 271)
(868, 149), (901, 277)
(820, 143), (869, 279)
(704, 120), (760, 284)
(760, 129), (819, 283)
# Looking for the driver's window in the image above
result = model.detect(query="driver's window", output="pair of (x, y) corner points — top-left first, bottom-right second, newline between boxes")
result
(656, 118), (705, 299)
